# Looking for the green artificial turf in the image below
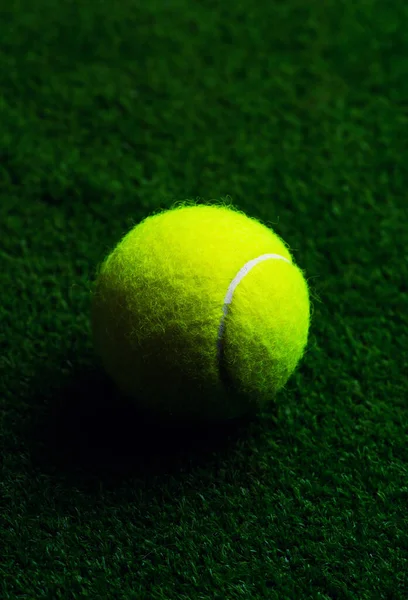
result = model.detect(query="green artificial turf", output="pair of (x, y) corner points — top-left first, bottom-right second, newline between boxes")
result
(1, 0), (408, 598)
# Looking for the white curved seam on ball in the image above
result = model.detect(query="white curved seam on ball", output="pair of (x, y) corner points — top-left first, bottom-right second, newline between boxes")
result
(216, 253), (291, 360)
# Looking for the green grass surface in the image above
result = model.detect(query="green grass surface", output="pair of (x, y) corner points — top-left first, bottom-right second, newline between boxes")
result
(1, 0), (408, 598)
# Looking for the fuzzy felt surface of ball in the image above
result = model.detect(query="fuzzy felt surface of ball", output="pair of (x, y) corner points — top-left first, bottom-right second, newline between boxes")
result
(91, 202), (310, 422)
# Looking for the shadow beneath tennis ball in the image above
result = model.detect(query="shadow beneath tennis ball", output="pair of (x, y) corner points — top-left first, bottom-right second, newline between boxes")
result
(28, 363), (257, 484)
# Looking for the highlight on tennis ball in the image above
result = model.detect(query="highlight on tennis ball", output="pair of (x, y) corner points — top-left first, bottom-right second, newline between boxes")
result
(91, 201), (310, 422)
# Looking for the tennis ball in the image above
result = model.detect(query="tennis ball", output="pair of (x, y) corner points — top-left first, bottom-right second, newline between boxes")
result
(91, 202), (310, 422)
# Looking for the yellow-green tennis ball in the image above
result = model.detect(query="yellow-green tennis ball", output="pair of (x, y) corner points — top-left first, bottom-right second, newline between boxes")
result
(91, 202), (310, 422)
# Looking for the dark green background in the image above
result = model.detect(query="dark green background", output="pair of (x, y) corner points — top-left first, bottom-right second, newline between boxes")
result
(1, 1), (407, 598)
